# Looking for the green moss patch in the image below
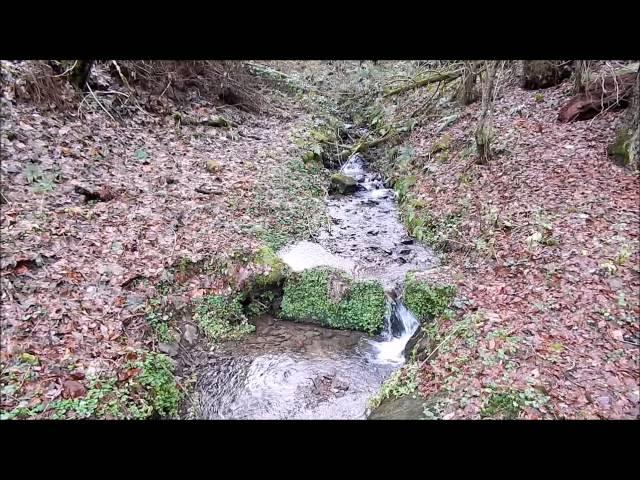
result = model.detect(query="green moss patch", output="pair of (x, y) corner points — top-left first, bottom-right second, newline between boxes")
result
(431, 134), (452, 154)
(403, 271), (456, 322)
(280, 267), (386, 334)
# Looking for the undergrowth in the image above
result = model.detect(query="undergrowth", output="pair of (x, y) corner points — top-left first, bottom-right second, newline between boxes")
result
(480, 386), (549, 420)
(2, 352), (181, 420)
(368, 363), (419, 410)
(403, 272), (457, 323)
(194, 295), (256, 342)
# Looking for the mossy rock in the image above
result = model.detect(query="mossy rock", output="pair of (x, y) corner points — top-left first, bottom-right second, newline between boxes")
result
(302, 150), (321, 165)
(252, 246), (288, 288)
(430, 134), (452, 154)
(19, 353), (39, 365)
(403, 329), (431, 362)
(280, 267), (385, 334)
(403, 271), (456, 323)
(329, 173), (357, 195)
(434, 150), (449, 162)
(608, 127), (638, 169)
(368, 394), (427, 420)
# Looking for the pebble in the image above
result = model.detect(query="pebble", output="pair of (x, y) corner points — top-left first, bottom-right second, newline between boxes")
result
(182, 324), (198, 345)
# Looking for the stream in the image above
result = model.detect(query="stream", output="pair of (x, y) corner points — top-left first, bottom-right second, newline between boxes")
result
(193, 154), (437, 419)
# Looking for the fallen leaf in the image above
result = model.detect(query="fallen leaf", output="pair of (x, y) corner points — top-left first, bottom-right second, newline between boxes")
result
(62, 380), (86, 399)
(611, 330), (624, 342)
(117, 368), (140, 382)
(14, 265), (29, 275)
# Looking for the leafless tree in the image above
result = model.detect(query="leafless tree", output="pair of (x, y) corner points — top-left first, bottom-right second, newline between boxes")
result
(475, 61), (498, 164)
(457, 61), (479, 105)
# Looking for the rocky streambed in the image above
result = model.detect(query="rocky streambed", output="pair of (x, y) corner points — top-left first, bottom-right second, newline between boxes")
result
(187, 154), (440, 419)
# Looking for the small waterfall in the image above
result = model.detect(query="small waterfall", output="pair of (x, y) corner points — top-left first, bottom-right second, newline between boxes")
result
(364, 296), (420, 364)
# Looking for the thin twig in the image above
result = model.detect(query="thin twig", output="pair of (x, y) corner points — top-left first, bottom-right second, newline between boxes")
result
(159, 79), (172, 99)
(52, 60), (78, 78)
(419, 323), (463, 367)
(169, 229), (177, 262)
(86, 83), (116, 122)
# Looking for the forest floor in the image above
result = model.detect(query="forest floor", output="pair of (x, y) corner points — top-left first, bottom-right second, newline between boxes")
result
(0, 61), (329, 418)
(1, 60), (638, 419)
(388, 75), (639, 419)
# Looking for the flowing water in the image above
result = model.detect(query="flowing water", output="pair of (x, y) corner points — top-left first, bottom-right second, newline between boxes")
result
(193, 155), (437, 419)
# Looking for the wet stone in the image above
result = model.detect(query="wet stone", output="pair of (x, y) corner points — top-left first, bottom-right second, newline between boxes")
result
(159, 342), (179, 357)
(182, 324), (198, 345)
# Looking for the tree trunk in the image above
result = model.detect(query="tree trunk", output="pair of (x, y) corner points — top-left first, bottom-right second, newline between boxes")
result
(521, 60), (571, 90)
(608, 65), (640, 169)
(69, 60), (94, 91)
(457, 61), (479, 105)
(475, 61), (498, 164)
(573, 60), (591, 94)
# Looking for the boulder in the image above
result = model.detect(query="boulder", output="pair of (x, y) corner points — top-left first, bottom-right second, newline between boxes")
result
(403, 328), (431, 362)
(521, 60), (571, 90)
(368, 394), (426, 420)
(329, 173), (357, 195)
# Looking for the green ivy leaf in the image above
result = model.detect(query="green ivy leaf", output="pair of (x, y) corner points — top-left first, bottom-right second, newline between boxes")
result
(135, 149), (148, 160)
(24, 162), (41, 184)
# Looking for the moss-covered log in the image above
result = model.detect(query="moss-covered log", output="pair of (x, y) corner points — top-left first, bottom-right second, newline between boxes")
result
(173, 112), (235, 128)
(383, 70), (463, 97)
(337, 132), (401, 162)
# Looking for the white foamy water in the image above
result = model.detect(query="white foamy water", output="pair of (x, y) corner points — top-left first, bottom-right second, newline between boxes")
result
(364, 302), (420, 364)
